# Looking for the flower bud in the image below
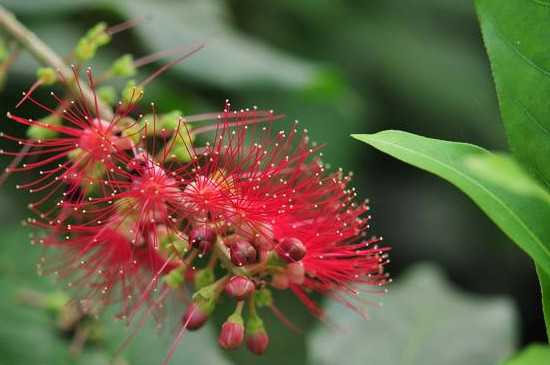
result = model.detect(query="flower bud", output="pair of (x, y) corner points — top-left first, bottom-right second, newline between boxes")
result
(276, 237), (307, 263)
(246, 315), (269, 355)
(110, 54), (137, 77)
(286, 262), (305, 285)
(271, 273), (289, 289)
(190, 226), (217, 254)
(182, 304), (209, 331)
(224, 276), (255, 301)
(230, 241), (257, 267)
(219, 314), (244, 350)
(36, 67), (57, 86)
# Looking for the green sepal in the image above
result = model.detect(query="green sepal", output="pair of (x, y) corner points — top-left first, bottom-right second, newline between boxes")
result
(227, 313), (244, 324)
(192, 285), (216, 314)
(253, 289), (273, 308)
(194, 268), (215, 289)
(246, 313), (265, 334)
(164, 266), (185, 289)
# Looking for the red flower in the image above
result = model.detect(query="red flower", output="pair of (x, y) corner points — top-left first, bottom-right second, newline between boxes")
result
(6, 84), (389, 362)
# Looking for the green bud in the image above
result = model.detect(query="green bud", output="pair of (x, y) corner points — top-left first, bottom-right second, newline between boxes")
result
(253, 288), (273, 308)
(36, 67), (57, 86)
(266, 251), (285, 269)
(75, 22), (111, 62)
(164, 267), (185, 289)
(86, 22), (111, 47)
(159, 110), (183, 131)
(45, 291), (70, 314)
(0, 41), (8, 63)
(26, 114), (62, 140)
(194, 268), (215, 289)
(75, 38), (97, 62)
(122, 80), (144, 106)
(97, 86), (117, 106)
(84, 322), (106, 343)
(168, 141), (193, 162)
(110, 54), (137, 77)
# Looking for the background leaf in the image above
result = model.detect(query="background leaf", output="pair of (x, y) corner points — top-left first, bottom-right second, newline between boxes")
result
(308, 264), (518, 365)
(0, 227), (233, 365)
(476, 0), (550, 188)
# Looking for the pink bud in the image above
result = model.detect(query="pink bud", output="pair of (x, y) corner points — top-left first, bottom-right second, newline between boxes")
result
(246, 330), (269, 355)
(219, 320), (244, 350)
(230, 241), (257, 267)
(224, 276), (255, 301)
(271, 273), (289, 289)
(276, 237), (307, 263)
(182, 304), (209, 331)
(286, 262), (305, 285)
(190, 226), (217, 254)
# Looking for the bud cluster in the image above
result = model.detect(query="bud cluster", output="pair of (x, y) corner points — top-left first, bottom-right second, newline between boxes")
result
(1, 21), (390, 364)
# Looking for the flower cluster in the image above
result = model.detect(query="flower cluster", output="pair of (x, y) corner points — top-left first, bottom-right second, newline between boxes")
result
(1, 22), (389, 365)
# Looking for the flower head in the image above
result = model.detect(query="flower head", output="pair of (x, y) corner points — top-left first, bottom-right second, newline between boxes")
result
(5, 77), (389, 363)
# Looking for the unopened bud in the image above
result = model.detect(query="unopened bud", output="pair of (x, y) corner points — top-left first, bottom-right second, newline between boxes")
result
(276, 237), (307, 263)
(97, 86), (117, 106)
(183, 304), (209, 331)
(246, 315), (269, 355)
(286, 262), (305, 285)
(219, 314), (244, 350)
(230, 241), (257, 267)
(271, 273), (289, 289)
(224, 276), (255, 301)
(122, 80), (144, 106)
(110, 54), (137, 77)
(190, 226), (217, 254)
(36, 67), (57, 86)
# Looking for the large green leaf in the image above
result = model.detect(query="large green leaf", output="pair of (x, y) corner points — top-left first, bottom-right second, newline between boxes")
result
(353, 130), (550, 275)
(308, 264), (518, 365)
(501, 344), (550, 365)
(476, 0), (550, 188)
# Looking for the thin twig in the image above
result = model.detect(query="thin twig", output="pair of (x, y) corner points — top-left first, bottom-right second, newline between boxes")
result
(0, 5), (113, 119)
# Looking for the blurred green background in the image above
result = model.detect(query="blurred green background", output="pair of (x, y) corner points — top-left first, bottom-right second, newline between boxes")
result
(0, 0), (544, 364)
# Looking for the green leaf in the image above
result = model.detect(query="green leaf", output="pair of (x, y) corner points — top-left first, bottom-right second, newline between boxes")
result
(476, 0), (550, 188)
(353, 131), (550, 275)
(308, 264), (518, 365)
(501, 344), (550, 365)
